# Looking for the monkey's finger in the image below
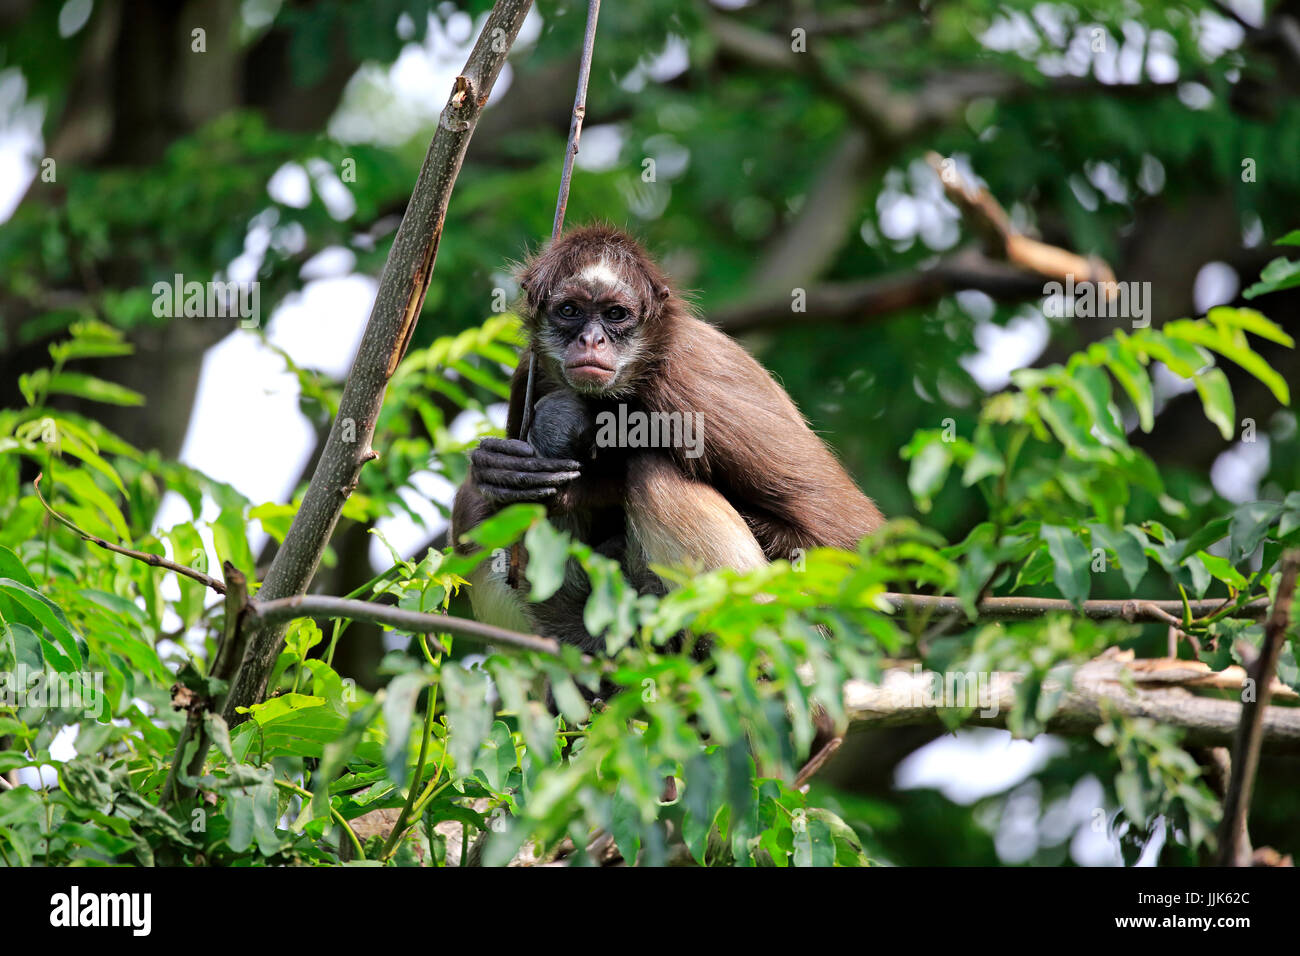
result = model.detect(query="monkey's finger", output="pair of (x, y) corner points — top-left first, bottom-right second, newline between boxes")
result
(481, 484), (558, 503)
(477, 468), (581, 489)
(472, 448), (583, 474)
(477, 437), (538, 457)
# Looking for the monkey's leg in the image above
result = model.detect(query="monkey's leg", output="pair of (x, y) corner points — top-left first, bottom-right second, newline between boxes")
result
(622, 453), (767, 579)
(623, 455), (844, 785)
(451, 482), (534, 634)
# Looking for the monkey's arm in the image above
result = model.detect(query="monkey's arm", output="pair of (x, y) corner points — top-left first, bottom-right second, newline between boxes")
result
(653, 318), (883, 555)
(623, 451), (767, 577)
(449, 365), (582, 553)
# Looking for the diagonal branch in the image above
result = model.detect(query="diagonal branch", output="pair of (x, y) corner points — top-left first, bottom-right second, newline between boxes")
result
(712, 250), (1047, 333)
(219, 0), (536, 728)
(34, 473), (227, 594)
(924, 151), (1115, 285)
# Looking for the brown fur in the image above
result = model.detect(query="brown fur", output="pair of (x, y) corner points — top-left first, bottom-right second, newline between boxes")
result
(452, 226), (882, 650)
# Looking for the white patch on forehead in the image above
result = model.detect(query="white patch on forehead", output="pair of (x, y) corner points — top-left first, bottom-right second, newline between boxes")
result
(578, 258), (631, 294)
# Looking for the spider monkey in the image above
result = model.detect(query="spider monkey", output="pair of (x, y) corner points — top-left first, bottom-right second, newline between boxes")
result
(451, 225), (882, 661)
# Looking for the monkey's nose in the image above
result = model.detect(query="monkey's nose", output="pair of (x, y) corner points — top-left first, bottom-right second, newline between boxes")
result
(579, 328), (607, 348)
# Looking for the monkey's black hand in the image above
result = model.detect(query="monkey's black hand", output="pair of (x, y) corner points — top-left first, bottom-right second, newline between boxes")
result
(470, 437), (582, 504)
(528, 390), (596, 461)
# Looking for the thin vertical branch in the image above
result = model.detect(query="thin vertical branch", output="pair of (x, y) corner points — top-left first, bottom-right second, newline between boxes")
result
(1217, 549), (1300, 866)
(160, 562), (248, 808)
(517, 0), (601, 441)
(550, 0), (602, 240)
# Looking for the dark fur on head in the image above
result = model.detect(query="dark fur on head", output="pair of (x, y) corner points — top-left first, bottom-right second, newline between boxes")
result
(517, 225), (674, 329)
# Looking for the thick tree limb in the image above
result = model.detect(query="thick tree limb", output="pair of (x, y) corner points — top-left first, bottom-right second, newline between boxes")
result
(1218, 550), (1300, 865)
(880, 592), (1269, 623)
(220, 0), (535, 727)
(924, 151), (1115, 285)
(713, 251), (1048, 333)
(843, 652), (1300, 754)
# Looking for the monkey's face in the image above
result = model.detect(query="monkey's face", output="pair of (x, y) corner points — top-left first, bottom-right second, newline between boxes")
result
(537, 261), (645, 395)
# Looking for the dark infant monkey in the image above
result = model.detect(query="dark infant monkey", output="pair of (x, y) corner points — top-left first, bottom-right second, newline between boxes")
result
(450, 226), (883, 664)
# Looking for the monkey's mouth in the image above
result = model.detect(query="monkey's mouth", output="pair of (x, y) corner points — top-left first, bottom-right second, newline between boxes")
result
(564, 360), (616, 387)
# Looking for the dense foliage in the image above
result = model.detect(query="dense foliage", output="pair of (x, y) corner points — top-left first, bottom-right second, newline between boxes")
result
(1, 0), (1298, 866)
(0, 291), (1295, 864)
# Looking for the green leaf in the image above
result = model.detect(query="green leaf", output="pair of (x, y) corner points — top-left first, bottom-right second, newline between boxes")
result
(3, 622), (44, 671)
(1192, 367), (1234, 440)
(1196, 551), (1248, 590)
(461, 504), (543, 550)
(383, 672), (426, 788)
(247, 693), (327, 724)
(441, 664), (494, 776)
(1100, 334), (1154, 432)
(1242, 256), (1300, 299)
(961, 432), (1003, 486)
(524, 520), (570, 602)
(1208, 306), (1294, 347)
(310, 697), (382, 821)
(226, 774), (281, 856)
(0, 547), (36, 589)
(212, 506), (255, 577)
(542, 664), (591, 726)
(610, 790), (644, 865)
(44, 372), (144, 407)
(55, 468), (131, 542)
(792, 813), (835, 867)
(1040, 525), (1091, 606)
(1178, 516), (1230, 560)
(905, 438), (952, 512)
(1165, 320), (1290, 405)
(1228, 501), (1283, 564)
(473, 721), (517, 794)
(0, 579), (82, 669)
(1087, 524), (1148, 591)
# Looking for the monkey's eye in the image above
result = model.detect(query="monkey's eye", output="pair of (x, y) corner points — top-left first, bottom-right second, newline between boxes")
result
(557, 302), (581, 319)
(605, 306), (629, 322)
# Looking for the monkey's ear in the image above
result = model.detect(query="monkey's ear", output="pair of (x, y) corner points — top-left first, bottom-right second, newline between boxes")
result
(655, 283), (671, 301)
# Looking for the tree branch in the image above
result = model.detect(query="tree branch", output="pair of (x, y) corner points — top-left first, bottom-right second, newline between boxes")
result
(248, 594), (561, 658)
(710, 151), (1121, 335)
(843, 652), (1300, 754)
(160, 562), (248, 808)
(219, 0), (536, 728)
(924, 151), (1115, 285)
(712, 250), (1048, 333)
(880, 592), (1270, 623)
(1217, 549), (1300, 865)
(34, 473), (227, 594)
